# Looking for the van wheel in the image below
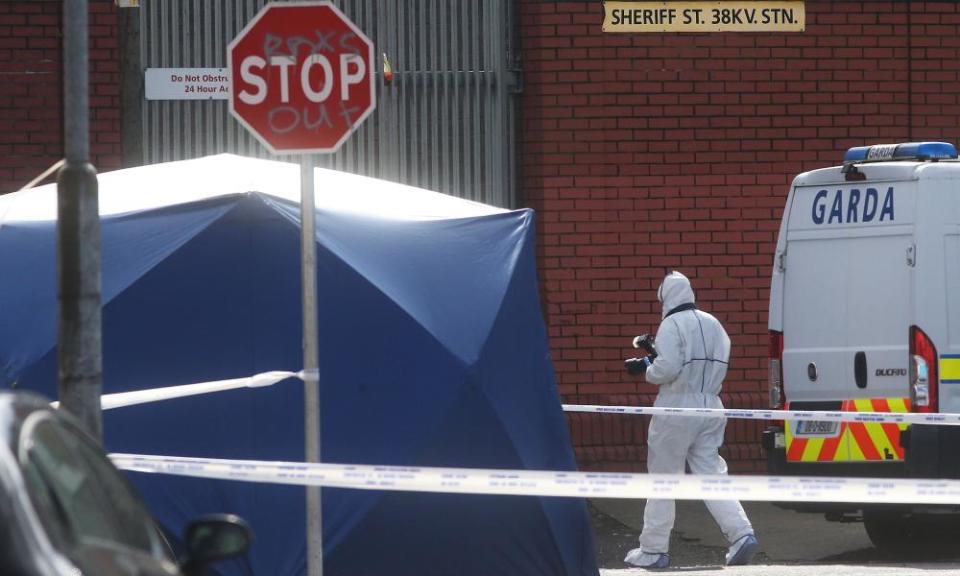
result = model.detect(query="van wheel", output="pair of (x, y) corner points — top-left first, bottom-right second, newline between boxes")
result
(862, 508), (918, 555)
(863, 508), (960, 558)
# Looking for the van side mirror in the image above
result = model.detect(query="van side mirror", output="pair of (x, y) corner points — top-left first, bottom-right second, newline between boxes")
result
(180, 514), (253, 576)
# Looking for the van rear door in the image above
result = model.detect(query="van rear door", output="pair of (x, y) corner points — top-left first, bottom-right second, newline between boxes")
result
(782, 182), (916, 463)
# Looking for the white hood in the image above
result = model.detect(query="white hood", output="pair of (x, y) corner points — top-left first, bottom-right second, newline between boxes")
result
(658, 271), (696, 319)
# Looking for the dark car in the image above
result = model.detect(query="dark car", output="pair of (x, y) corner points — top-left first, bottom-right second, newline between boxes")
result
(0, 390), (251, 575)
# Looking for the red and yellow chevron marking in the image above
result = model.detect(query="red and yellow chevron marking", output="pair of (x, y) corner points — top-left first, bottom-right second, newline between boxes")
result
(785, 398), (910, 463)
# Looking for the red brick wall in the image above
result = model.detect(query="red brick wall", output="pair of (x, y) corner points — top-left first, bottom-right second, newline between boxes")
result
(0, 1), (122, 194)
(519, 1), (960, 471)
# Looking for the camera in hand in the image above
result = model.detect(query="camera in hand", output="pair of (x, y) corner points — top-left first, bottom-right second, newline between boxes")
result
(632, 333), (658, 357)
(625, 334), (658, 376)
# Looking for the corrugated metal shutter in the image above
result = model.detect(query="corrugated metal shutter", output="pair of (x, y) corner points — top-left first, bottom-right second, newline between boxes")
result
(140, 0), (519, 207)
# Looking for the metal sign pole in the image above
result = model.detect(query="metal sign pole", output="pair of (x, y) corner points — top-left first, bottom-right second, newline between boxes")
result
(301, 156), (323, 576)
(228, 5), (375, 572)
(57, 0), (103, 443)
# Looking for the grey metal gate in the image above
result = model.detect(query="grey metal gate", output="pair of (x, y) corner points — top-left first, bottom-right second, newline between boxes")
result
(138, 0), (520, 207)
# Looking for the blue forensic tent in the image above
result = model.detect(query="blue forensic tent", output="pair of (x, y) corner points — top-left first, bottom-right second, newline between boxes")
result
(0, 155), (598, 576)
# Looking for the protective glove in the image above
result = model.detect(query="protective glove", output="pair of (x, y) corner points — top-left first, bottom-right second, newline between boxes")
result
(624, 355), (655, 376)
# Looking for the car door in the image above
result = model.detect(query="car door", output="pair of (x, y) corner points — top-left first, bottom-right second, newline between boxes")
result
(17, 410), (179, 576)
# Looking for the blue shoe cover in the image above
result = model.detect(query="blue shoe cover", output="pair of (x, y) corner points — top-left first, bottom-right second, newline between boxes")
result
(726, 533), (759, 566)
(624, 548), (670, 569)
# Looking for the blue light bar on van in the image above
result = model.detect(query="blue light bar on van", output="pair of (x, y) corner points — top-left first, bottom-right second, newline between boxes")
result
(843, 142), (958, 164)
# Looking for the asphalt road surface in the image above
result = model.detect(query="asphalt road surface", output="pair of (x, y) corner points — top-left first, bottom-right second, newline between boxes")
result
(591, 498), (960, 575)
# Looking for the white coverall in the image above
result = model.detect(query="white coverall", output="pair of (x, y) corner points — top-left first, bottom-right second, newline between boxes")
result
(631, 272), (753, 555)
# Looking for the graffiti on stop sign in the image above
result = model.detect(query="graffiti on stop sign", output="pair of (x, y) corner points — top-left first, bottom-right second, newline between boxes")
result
(235, 31), (367, 135)
(228, 1), (375, 154)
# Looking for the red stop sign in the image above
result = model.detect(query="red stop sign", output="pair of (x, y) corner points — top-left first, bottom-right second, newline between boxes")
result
(228, 1), (375, 154)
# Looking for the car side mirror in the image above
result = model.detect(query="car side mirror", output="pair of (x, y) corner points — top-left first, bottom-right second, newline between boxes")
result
(179, 514), (253, 576)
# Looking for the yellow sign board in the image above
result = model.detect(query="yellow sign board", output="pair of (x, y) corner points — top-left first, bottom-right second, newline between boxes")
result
(603, 1), (805, 32)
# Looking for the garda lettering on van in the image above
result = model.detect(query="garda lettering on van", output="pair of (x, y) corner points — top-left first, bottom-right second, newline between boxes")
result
(811, 187), (895, 225)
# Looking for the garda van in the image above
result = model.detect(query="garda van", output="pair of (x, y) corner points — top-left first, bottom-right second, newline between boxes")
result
(765, 141), (960, 551)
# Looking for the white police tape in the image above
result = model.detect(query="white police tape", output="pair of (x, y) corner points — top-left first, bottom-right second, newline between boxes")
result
(562, 404), (960, 426)
(110, 453), (960, 505)
(49, 367), (960, 427)
(49, 370), (306, 411)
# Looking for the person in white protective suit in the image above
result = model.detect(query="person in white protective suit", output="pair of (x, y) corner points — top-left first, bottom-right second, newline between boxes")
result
(623, 271), (759, 569)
